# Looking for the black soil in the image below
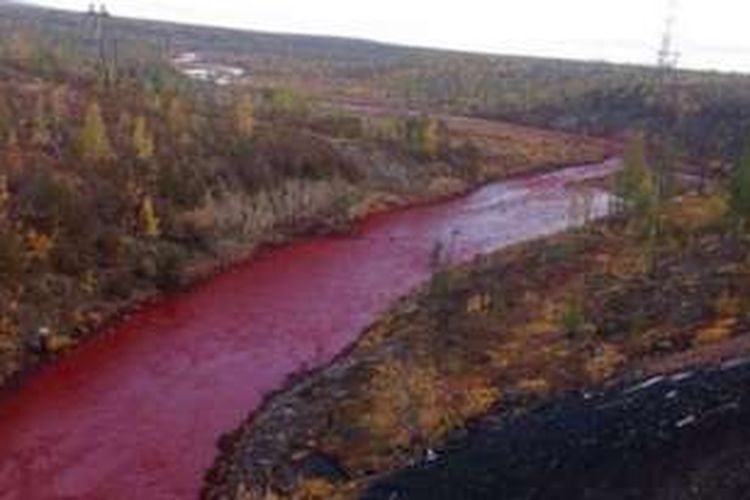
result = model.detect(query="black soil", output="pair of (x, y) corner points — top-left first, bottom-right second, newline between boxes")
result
(365, 358), (750, 500)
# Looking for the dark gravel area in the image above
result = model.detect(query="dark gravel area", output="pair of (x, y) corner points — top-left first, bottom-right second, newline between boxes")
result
(365, 356), (750, 500)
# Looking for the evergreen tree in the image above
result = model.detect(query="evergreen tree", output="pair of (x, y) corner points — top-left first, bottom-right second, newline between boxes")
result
(614, 132), (659, 237)
(268, 87), (299, 117)
(78, 100), (113, 162)
(614, 133), (651, 212)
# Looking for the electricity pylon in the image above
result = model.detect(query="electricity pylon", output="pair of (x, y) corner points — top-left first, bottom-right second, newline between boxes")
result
(657, 0), (680, 72)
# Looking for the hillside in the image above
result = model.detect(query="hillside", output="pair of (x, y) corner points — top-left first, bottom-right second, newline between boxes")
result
(0, 2), (610, 389)
(4, 1), (750, 167)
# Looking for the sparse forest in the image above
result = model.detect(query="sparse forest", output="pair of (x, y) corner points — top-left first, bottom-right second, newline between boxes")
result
(0, 5), (469, 385)
(0, 3), (608, 387)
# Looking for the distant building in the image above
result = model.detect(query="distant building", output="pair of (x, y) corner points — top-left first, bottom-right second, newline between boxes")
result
(172, 52), (247, 86)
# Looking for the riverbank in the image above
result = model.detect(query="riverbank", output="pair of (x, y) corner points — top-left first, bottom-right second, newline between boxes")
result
(203, 192), (750, 499)
(0, 114), (610, 395)
(0, 157), (616, 500)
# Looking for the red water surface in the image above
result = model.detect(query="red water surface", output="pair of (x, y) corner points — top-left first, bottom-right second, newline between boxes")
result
(0, 160), (618, 500)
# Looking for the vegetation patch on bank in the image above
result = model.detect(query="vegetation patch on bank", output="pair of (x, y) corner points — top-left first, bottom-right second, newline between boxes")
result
(204, 169), (750, 498)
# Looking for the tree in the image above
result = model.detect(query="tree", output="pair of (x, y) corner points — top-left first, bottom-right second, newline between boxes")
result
(139, 195), (160, 238)
(78, 100), (113, 162)
(166, 97), (188, 136)
(30, 95), (51, 148)
(132, 116), (155, 161)
(166, 97), (192, 147)
(4, 130), (23, 171)
(405, 116), (439, 159)
(0, 175), (8, 220)
(0, 93), (11, 138)
(652, 135), (678, 200)
(234, 94), (255, 138)
(729, 136), (750, 232)
(116, 111), (133, 144)
(267, 87), (307, 119)
(0, 225), (23, 282)
(49, 85), (69, 125)
(614, 133), (651, 212)
(7, 32), (32, 64)
(614, 132), (659, 238)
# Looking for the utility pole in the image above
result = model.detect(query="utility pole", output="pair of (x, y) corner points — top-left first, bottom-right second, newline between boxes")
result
(85, 3), (116, 87)
(657, 0), (680, 72)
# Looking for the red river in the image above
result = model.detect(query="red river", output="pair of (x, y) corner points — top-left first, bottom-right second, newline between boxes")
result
(0, 160), (617, 499)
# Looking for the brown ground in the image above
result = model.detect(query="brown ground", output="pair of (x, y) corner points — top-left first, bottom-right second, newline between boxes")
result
(442, 115), (615, 178)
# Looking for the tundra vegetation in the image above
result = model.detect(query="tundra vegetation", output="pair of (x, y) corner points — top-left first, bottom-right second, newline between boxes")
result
(205, 132), (750, 498)
(0, 5), (607, 387)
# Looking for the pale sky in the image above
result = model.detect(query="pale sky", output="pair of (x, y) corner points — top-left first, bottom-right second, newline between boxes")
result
(28, 0), (750, 73)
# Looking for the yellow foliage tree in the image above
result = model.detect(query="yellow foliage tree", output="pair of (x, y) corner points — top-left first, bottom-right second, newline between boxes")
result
(78, 100), (113, 162)
(132, 116), (155, 161)
(26, 229), (54, 262)
(139, 195), (160, 238)
(421, 118), (439, 159)
(234, 93), (255, 138)
(406, 116), (440, 159)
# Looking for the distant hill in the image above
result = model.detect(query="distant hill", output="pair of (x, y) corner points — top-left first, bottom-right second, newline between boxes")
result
(4, 1), (750, 162)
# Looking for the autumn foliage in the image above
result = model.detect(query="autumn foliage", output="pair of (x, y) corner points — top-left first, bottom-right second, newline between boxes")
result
(0, 15), (490, 387)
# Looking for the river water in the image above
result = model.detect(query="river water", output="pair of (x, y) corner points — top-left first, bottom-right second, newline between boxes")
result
(0, 160), (618, 499)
